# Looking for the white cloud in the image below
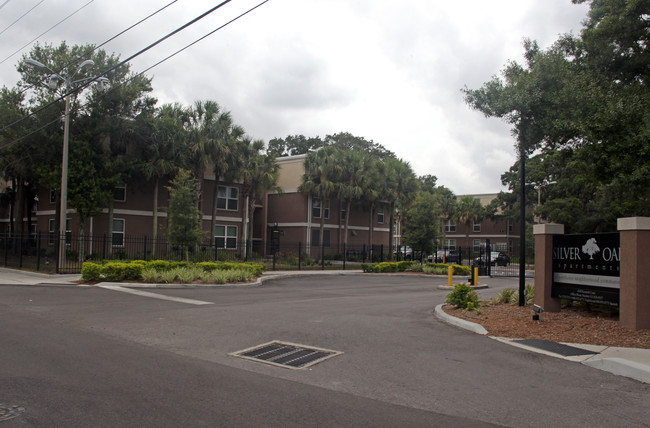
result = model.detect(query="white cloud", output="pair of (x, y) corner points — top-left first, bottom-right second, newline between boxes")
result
(0, 0), (590, 194)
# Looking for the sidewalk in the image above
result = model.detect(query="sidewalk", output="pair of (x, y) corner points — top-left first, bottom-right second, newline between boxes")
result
(434, 304), (650, 384)
(2, 267), (648, 384)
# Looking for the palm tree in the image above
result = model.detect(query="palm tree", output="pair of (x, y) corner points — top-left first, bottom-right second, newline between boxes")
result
(208, 120), (245, 239)
(335, 150), (370, 250)
(455, 195), (485, 255)
(361, 157), (382, 257)
(239, 138), (280, 258)
(383, 157), (418, 260)
(299, 146), (338, 254)
(185, 100), (226, 218)
(139, 103), (186, 251)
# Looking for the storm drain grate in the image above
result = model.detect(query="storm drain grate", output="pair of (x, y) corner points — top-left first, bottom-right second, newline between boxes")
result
(231, 341), (343, 369)
(514, 339), (598, 357)
(0, 404), (24, 422)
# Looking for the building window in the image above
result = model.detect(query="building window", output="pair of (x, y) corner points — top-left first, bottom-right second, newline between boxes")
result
(473, 239), (481, 252)
(215, 225), (237, 249)
(473, 222), (481, 232)
(112, 219), (125, 246)
(508, 220), (513, 233)
(217, 186), (239, 211)
(50, 190), (56, 203)
(444, 220), (456, 232)
(444, 239), (456, 250)
(377, 208), (384, 224)
(312, 198), (330, 219)
(311, 229), (330, 247)
(340, 203), (347, 221)
(48, 219), (56, 245)
(114, 185), (126, 202)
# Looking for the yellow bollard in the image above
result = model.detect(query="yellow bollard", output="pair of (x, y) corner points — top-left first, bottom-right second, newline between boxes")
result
(474, 267), (479, 286)
(448, 265), (453, 286)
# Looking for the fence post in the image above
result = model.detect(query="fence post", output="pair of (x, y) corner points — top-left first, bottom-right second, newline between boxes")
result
(486, 239), (491, 277)
(18, 233), (23, 268)
(143, 236), (147, 261)
(36, 231), (41, 271)
(343, 243), (346, 270)
(459, 246), (463, 266)
(298, 242), (302, 271)
(380, 244), (384, 263)
(3, 231), (8, 267)
(273, 248), (276, 271)
(55, 233), (61, 274)
(102, 234), (106, 260)
(321, 240), (325, 270)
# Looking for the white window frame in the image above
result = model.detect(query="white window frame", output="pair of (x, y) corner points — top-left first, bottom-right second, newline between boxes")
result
(444, 239), (456, 250)
(473, 222), (481, 232)
(377, 207), (384, 224)
(312, 198), (330, 219)
(48, 219), (56, 245)
(215, 225), (238, 249)
(217, 186), (239, 211)
(49, 190), (56, 203)
(444, 219), (456, 233)
(473, 239), (481, 252)
(112, 218), (125, 247)
(114, 185), (126, 203)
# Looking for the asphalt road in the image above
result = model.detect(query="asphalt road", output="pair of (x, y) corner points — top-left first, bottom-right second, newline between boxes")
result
(1, 275), (648, 427)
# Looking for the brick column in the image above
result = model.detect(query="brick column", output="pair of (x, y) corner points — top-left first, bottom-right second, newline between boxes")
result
(533, 223), (564, 312)
(618, 217), (650, 330)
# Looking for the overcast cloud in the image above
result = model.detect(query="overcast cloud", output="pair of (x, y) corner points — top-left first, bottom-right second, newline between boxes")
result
(0, 0), (590, 194)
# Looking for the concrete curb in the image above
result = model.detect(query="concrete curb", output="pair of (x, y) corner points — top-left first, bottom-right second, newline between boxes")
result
(434, 304), (488, 335)
(436, 284), (488, 290)
(582, 358), (650, 384)
(435, 305), (650, 384)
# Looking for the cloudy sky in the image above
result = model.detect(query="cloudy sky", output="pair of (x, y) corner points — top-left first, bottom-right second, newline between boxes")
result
(0, 0), (590, 194)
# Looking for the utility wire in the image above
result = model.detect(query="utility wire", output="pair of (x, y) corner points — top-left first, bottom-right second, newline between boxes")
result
(17, 0), (178, 97)
(0, 0), (271, 152)
(1, 0), (233, 134)
(0, 0), (95, 65)
(0, 0), (46, 37)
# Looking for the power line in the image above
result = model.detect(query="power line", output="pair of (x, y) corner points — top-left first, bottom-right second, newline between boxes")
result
(0, 0), (271, 153)
(17, 0), (179, 97)
(0, 0), (95, 65)
(0, 0), (46, 38)
(1, 0), (233, 134)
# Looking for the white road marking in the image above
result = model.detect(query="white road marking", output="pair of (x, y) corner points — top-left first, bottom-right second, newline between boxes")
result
(99, 285), (213, 305)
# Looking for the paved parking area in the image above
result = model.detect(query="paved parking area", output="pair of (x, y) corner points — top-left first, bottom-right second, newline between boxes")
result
(1, 274), (649, 427)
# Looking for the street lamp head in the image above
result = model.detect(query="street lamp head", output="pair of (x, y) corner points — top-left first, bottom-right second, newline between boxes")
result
(95, 76), (109, 91)
(78, 59), (94, 71)
(25, 58), (47, 69)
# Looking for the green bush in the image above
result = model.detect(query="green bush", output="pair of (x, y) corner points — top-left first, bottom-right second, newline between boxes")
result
(101, 262), (143, 282)
(81, 262), (102, 281)
(493, 288), (518, 304)
(423, 264), (448, 275)
(445, 283), (480, 311)
(409, 262), (424, 272)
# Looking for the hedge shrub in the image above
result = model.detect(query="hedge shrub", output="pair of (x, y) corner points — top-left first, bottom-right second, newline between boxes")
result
(81, 262), (102, 281)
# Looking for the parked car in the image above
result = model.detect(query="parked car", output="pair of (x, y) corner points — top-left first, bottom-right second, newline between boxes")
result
(435, 249), (460, 264)
(474, 251), (510, 266)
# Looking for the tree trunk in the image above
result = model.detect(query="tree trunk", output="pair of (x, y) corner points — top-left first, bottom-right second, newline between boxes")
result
(152, 177), (159, 257)
(15, 177), (25, 234)
(368, 202), (375, 257)
(78, 218), (86, 262)
(210, 177), (220, 242)
(107, 199), (114, 257)
(388, 201), (395, 261)
(343, 198), (351, 247)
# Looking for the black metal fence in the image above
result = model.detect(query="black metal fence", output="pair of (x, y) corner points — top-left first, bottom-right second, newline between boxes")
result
(0, 231), (390, 274)
(0, 231), (535, 276)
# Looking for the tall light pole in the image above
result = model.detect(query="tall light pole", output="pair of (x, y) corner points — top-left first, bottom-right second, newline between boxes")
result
(25, 58), (108, 272)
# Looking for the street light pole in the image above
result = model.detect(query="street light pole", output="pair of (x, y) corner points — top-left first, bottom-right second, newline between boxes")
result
(25, 58), (107, 272)
(59, 91), (71, 271)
